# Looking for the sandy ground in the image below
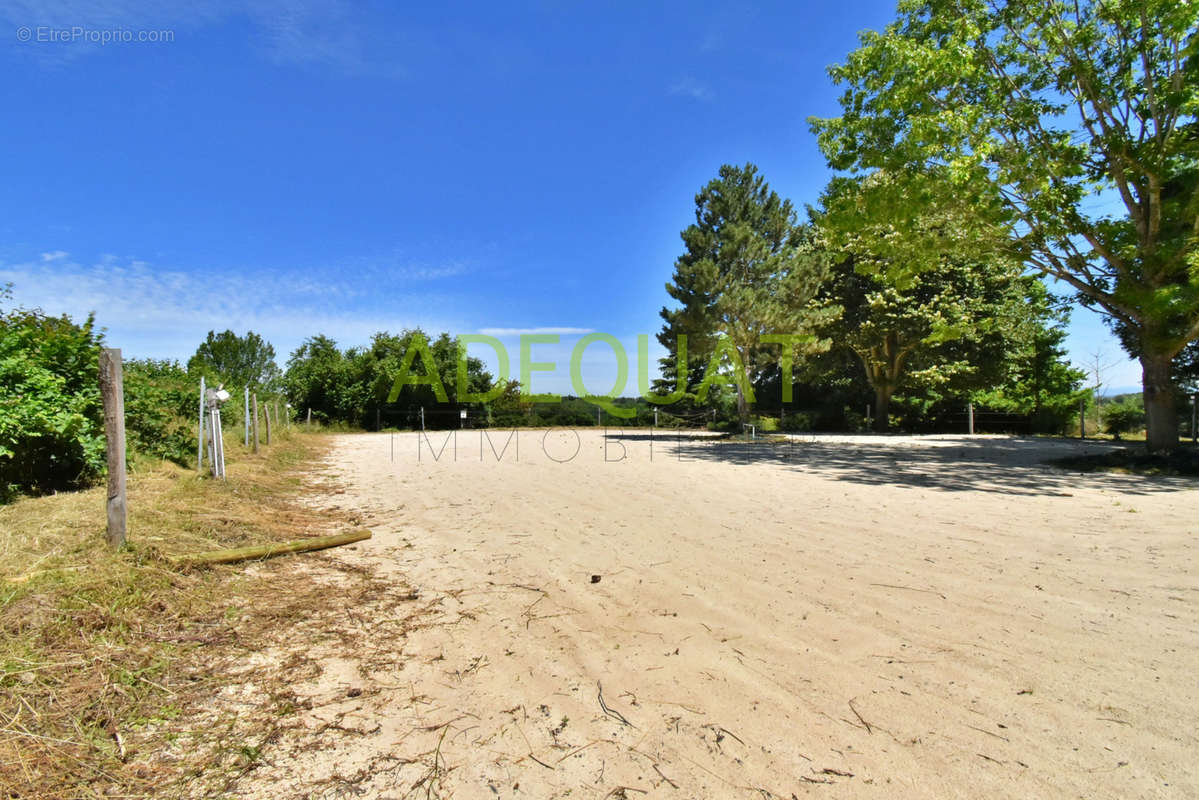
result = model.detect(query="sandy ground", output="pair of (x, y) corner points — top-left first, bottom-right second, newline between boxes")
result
(238, 430), (1198, 799)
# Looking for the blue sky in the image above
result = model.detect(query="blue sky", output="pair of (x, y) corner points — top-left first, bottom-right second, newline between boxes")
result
(0, 0), (1142, 395)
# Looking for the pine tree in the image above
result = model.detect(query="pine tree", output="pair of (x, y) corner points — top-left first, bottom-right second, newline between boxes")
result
(658, 163), (831, 427)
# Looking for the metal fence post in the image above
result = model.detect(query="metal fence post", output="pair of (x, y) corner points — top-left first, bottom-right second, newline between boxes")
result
(198, 375), (206, 471)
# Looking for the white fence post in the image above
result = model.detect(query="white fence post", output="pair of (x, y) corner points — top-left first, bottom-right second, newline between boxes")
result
(198, 375), (206, 471)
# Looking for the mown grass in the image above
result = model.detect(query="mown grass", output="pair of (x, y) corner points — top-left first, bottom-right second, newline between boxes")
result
(0, 430), (360, 798)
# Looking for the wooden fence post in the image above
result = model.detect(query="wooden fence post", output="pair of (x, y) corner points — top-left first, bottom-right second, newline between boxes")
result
(265, 398), (272, 445)
(99, 349), (127, 549)
(252, 393), (260, 454)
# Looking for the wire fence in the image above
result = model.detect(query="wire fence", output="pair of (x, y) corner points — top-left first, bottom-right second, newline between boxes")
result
(368, 403), (1043, 435)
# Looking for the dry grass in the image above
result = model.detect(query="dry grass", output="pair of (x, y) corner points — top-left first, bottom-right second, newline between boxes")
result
(0, 430), (381, 799)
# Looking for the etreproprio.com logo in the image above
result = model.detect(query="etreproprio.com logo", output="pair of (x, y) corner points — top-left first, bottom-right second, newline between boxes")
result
(16, 26), (175, 44)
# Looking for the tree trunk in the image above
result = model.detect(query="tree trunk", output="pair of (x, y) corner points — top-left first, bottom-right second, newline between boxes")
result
(873, 384), (893, 433)
(735, 380), (749, 431)
(1141, 350), (1178, 452)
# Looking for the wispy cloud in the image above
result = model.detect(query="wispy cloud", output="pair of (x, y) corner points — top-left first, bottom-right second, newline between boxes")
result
(0, 249), (664, 393)
(669, 76), (712, 102)
(477, 327), (595, 337)
(248, 0), (410, 78)
(0, 251), (462, 362)
(393, 261), (470, 281)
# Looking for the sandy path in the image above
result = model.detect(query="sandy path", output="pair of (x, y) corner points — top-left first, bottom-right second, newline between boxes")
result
(244, 431), (1198, 799)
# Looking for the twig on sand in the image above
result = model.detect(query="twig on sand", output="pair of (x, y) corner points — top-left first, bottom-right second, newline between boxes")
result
(512, 720), (556, 770)
(487, 580), (544, 594)
(522, 595), (545, 629)
(869, 582), (946, 600)
(848, 699), (873, 734)
(802, 766), (855, 784)
(597, 682), (635, 728)
(966, 723), (1010, 741)
(703, 724), (744, 746)
(555, 739), (602, 764)
(646, 698), (704, 715)
(410, 723), (450, 799)
(653, 763), (679, 789)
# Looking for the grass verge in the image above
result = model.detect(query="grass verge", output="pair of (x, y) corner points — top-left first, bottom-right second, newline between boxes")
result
(0, 431), (370, 798)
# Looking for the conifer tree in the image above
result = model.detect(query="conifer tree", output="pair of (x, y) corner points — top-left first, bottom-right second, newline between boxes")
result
(658, 163), (832, 427)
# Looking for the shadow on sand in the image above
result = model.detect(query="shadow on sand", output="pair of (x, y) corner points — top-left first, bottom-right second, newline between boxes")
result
(602, 432), (1194, 497)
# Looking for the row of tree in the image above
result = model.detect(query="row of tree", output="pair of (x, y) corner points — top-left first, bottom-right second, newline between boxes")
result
(282, 331), (680, 429)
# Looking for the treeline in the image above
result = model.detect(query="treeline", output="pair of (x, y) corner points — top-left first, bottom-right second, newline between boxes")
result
(0, 258), (1090, 504)
(282, 331), (680, 429)
(276, 163), (1094, 437)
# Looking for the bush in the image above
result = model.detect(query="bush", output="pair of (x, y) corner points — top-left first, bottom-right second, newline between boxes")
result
(1103, 398), (1145, 440)
(843, 407), (867, 432)
(124, 360), (199, 467)
(779, 411), (813, 432)
(0, 293), (105, 499)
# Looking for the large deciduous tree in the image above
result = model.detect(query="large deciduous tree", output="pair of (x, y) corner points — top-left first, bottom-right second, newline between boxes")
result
(815, 170), (1037, 431)
(283, 335), (351, 423)
(810, 0), (1198, 451)
(659, 163), (832, 427)
(188, 329), (282, 392)
(815, 251), (1034, 431)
